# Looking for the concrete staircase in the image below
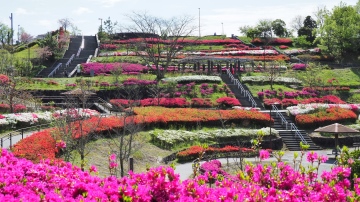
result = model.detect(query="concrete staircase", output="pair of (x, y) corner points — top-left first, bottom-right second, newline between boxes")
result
(270, 111), (321, 151)
(221, 71), (321, 151)
(220, 73), (264, 109)
(37, 35), (98, 78)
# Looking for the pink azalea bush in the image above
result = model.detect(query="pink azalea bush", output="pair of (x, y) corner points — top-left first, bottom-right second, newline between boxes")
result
(82, 62), (148, 75)
(0, 148), (359, 201)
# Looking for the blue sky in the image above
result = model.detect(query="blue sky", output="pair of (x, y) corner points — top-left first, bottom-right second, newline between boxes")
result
(1, 0), (358, 38)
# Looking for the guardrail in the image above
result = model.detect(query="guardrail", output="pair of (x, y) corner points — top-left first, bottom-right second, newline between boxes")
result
(271, 105), (308, 145)
(86, 55), (93, 63)
(65, 54), (75, 67)
(94, 48), (99, 58)
(68, 64), (80, 77)
(226, 69), (257, 108)
(48, 63), (62, 77)
(1, 123), (51, 148)
(76, 36), (84, 58)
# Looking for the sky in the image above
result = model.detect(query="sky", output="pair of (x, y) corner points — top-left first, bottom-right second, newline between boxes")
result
(1, 0), (358, 39)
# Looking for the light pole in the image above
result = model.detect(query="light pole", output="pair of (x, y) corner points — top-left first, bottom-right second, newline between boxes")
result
(221, 22), (224, 36)
(198, 8), (200, 37)
(17, 25), (20, 44)
(98, 18), (103, 33)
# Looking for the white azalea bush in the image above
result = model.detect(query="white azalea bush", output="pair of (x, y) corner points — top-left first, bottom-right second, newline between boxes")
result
(150, 127), (279, 149)
(53, 108), (100, 119)
(241, 76), (302, 85)
(161, 75), (222, 83)
(0, 111), (53, 128)
(286, 103), (360, 116)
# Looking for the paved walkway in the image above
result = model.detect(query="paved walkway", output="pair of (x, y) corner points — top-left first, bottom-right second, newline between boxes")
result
(175, 150), (341, 181)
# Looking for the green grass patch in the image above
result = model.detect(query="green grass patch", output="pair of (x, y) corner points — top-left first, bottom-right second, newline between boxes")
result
(13, 44), (40, 59)
(246, 84), (295, 96)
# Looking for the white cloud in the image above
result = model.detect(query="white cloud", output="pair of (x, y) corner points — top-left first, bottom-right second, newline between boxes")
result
(73, 7), (93, 15)
(38, 20), (52, 27)
(15, 8), (33, 15)
(93, 0), (127, 7)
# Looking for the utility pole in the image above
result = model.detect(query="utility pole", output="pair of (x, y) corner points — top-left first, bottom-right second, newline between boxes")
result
(198, 8), (200, 37)
(9, 13), (13, 45)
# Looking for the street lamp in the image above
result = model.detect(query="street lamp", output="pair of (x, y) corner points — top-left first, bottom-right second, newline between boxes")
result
(198, 8), (200, 37)
(17, 25), (20, 44)
(221, 22), (224, 36)
(98, 18), (103, 33)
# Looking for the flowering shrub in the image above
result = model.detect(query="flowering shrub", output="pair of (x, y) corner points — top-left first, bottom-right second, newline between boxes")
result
(123, 78), (157, 86)
(140, 98), (189, 108)
(82, 62), (148, 75)
(47, 80), (59, 85)
(242, 76), (302, 85)
(251, 38), (292, 45)
(0, 104), (27, 113)
(292, 63), (307, 70)
(100, 44), (118, 50)
(190, 98), (213, 108)
(65, 83), (77, 88)
(0, 74), (9, 84)
(287, 103), (360, 116)
(216, 97), (241, 108)
(1, 148), (360, 201)
(176, 145), (255, 161)
(151, 127), (278, 149)
(162, 75), (221, 83)
(295, 107), (357, 127)
(53, 108), (100, 119)
(279, 45), (288, 49)
(0, 111), (53, 127)
(263, 98), (282, 107)
(112, 38), (243, 45)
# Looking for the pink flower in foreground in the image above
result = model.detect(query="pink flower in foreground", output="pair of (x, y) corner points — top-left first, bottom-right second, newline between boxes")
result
(55, 140), (66, 149)
(259, 150), (270, 160)
(89, 165), (98, 173)
(348, 158), (354, 165)
(307, 151), (318, 163)
(319, 155), (328, 163)
(109, 153), (116, 161)
(109, 161), (118, 169)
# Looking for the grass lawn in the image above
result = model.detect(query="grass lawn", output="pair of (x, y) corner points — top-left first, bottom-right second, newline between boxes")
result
(246, 84), (296, 96)
(13, 44), (40, 59)
(68, 131), (173, 177)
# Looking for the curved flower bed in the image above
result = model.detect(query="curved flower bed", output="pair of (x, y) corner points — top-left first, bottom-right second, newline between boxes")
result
(241, 76), (302, 85)
(14, 107), (272, 162)
(161, 75), (221, 83)
(82, 62), (148, 75)
(287, 103), (360, 116)
(151, 127), (278, 149)
(0, 111), (53, 128)
(3, 148), (358, 201)
(295, 107), (357, 127)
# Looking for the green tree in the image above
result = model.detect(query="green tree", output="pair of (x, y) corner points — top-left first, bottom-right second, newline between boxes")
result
(297, 16), (317, 43)
(0, 22), (11, 47)
(271, 19), (287, 37)
(318, 3), (360, 63)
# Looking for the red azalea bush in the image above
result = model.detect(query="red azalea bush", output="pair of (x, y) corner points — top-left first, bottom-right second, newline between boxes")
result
(251, 38), (292, 45)
(263, 98), (282, 107)
(100, 44), (118, 50)
(12, 130), (57, 163)
(279, 45), (289, 49)
(0, 74), (9, 84)
(295, 107), (357, 127)
(216, 97), (241, 108)
(191, 98), (213, 108)
(177, 145), (255, 161)
(281, 99), (298, 108)
(111, 38), (243, 45)
(123, 78), (157, 86)
(0, 104), (26, 113)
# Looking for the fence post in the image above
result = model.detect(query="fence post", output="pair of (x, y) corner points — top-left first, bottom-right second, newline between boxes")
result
(129, 157), (134, 172)
(1, 138), (2, 148)
(21, 129), (24, 139)
(38, 125), (40, 132)
(9, 133), (12, 149)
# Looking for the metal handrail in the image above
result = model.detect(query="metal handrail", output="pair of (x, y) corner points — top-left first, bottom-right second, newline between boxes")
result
(1, 123), (51, 148)
(227, 69), (257, 107)
(246, 90), (257, 108)
(94, 48), (99, 57)
(48, 63), (62, 77)
(290, 123), (308, 145)
(271, 104), (308, 145)
(65, 54), (75, 67)
(68, 64), (80, 77)
(76, 35), (84, 58)
(86, 55), (92, 63)
(272, 105), (289, 129)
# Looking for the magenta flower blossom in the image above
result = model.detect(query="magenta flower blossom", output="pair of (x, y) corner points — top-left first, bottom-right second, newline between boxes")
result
(306, 151), (318, 163)
(55, 140), (66, 149)
(109, 153), (116, 161)
(259, 150), (270, 160)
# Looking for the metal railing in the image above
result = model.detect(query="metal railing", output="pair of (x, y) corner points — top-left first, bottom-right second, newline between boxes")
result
(86, 55), (93, 63)
(65, 54), (75, 67)
(271, 105), (308, 145)
(76, 35), (84, 58)
(226, 69), (257, 108)
(94, 48), (99, 58)
(68, 64), (80, 77)
(1, 123), (51, 149)
(48, 63), (62, 77)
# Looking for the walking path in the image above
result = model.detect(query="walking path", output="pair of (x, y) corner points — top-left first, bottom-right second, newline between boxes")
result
(175, 149), (341, 181)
